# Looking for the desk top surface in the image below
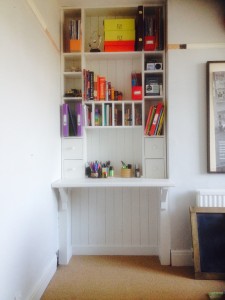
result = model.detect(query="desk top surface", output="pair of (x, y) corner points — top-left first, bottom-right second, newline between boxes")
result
(52, 177), (175, 188)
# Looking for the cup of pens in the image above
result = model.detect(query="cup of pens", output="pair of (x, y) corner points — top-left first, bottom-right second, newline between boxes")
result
(86, 161), (112, 178)
(120, 161), (133, 178)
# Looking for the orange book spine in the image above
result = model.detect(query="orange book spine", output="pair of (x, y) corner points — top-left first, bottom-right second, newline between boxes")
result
(99, 77), (106, 100)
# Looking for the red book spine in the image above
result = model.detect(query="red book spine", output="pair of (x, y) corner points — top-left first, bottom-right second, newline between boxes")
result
(149, 102), (163, 135)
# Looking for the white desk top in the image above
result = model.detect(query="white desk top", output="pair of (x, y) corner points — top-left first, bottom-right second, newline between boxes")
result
(52, 177), (175, 189)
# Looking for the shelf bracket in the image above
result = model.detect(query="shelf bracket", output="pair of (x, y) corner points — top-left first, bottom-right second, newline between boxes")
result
(58, 188), (70, 211)
(160, 187), (169, 211)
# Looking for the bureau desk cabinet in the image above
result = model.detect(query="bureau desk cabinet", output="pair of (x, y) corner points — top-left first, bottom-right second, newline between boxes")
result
(61, 4), (167, 180)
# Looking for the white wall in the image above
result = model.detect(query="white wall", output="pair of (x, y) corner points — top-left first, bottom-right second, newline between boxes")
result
(167, 0), (225, 260)
(0, 0), (60, 299)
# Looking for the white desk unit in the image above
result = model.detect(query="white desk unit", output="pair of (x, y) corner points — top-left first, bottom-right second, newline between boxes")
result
(52, 177), (174, 266)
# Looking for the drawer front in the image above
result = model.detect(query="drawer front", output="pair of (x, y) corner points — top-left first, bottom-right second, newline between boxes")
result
(62, 138), (83, 159)
(144, 137), (164, 158)
(63, 159), (84, 179)
(145, 159), (165, 179)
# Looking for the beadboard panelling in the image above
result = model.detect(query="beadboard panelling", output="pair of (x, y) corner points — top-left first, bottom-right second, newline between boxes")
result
(86, 128), (142, 176)
(85, 56), (141, 99)
(71, 187), (160, 254)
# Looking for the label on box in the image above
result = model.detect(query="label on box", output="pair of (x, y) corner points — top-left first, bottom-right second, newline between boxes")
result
(104, 30), (135, 41)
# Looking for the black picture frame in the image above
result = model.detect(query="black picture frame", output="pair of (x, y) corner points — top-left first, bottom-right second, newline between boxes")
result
(207, 61), (225, 173)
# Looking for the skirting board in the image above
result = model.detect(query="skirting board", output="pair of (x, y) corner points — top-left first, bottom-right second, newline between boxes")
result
(26, 254), (57, 300)
(171, 249), (193, 266)
(72, 245), (158, 256)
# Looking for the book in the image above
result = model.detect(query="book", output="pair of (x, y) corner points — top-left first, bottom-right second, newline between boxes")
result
(68, 105), (77, 136)
(156, 107), (165, 135)
(89, 71), (94, 100)
(99, 76), (106, 100)
(135, 6), (144, 51)
(75, 102), (82, 136)
(149, 102), (163, 135)
(145, 105), (156, 135)
(61, 103), (69, 137)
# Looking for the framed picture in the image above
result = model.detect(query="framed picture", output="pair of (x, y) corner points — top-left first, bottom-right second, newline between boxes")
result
(190, 206), (225, 279)
(207, 61), (225, 173)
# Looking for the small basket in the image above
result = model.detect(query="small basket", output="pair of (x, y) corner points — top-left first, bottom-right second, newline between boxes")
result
(121, 168), (133, 178)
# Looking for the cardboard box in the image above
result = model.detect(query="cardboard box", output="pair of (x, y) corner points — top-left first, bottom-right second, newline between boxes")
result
(104, 30), (135, 41)
(104, 19), (135, 31)
(104, 41), (135, 52)
(69, 39), (81, 52)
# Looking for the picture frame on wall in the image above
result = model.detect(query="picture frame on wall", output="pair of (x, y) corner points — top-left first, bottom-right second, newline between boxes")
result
(207, 61), (225, 173)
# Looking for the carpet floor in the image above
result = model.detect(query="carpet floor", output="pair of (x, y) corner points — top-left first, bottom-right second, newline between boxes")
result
(41, 256), (225, 300)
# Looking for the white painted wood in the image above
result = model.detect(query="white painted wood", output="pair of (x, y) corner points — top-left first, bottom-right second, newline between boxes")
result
(27, 255), (57, 300)
(58, 188), (72, 265)
(62, 138), (83, 159)
(145, 158), (165, 179)
(72, 245), (158, 256)
(114, 188), (123, 244)
(144, 137), (165, 158)
(171, 250), (193, 267)
(86, 128), (142, 175)
(63, 159), (84, 179)
(53, 179), (173, 264)
(52, 178), (174, 188)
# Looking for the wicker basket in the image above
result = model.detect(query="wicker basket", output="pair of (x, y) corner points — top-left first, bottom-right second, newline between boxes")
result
(121, 168), (133, 178)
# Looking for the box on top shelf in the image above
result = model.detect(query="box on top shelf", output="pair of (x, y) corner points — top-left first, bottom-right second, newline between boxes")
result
(104, 41), (135, 52)
(105, 30), (135, 41)
(104, 19), (135, 31)
(104, 18), (135, 52)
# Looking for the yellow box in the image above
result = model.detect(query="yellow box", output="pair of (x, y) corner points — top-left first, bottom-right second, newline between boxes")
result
(69, 39), (81, 52)
(104, 30), (135, 41)
(104, 19), (135, 31)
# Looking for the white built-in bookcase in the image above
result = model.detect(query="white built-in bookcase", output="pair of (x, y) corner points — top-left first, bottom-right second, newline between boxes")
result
(61, 5), (166, 180)
(60, 3), (168, 257)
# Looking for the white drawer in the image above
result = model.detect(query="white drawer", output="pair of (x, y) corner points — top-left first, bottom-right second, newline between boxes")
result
(63, 159), (84, 179)
(145, 159), (165, 179)
(62, 138), (83, 159)
(144, 137), (164, 158)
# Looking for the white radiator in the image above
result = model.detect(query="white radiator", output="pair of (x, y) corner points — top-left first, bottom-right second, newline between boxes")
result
(196, 189), (225, 207)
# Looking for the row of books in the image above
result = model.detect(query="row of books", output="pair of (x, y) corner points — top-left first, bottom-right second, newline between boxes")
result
(63, 18), (81, 52)
(61, 103), (82, 137)
(144, 102), (164, 136)
(68, 19), (81, 40)
(83, 104), (142, 127)
(83, 69), (123, 101)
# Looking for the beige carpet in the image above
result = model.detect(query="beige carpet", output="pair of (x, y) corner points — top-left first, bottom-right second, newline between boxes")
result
(41, 256), (225, 300)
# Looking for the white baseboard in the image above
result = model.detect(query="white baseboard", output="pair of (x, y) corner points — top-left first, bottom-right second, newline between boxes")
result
(171, 249), (193, 266)
(72, 245), (158, 256)
(27, 254), (57, 300)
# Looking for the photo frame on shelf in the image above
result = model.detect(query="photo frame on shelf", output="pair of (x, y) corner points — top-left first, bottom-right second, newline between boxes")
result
(207, 61), (225, 173)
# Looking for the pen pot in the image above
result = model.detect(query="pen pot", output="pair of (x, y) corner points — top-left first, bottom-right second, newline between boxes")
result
(121, 168), (133, 178)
